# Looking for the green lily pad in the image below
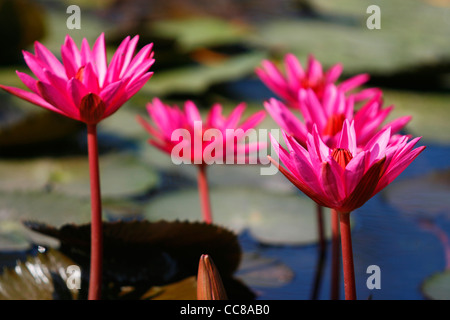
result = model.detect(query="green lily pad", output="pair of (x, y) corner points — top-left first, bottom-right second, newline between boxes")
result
(0, 247), (79, 300)
(24, 219), (249, 299)
(0, 190), (142, 249)
(382, 170), (450, 218)
(248, 0), (450, 76)
(0, 191), (92, 226)
(0, 220), (31, 251)
(143, 187), (331, 246)
(421, 270), (450, 300)
(236, 252), (294, 288)
(49, 153), (159, 199)
(140, 50), (267, 96)
(383, 90), (450, 144)
(150, 17), (250, 52)
(0, 153), (159, 198)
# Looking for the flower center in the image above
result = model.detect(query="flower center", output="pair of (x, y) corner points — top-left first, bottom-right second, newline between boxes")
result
(79, 93), (105, 124)
(323, 113), (346, 137)
(331, 148), (353, 169)
(75, 66), (85, 82)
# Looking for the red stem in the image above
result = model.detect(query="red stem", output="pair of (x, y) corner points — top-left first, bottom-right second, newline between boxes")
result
(197, 164), (213, 224)
(87, 124), (103, 300)
(330, 208), (340, 300)
(339, 211), (356, 300)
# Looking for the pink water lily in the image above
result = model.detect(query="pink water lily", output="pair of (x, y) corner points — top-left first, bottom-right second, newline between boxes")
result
(269, 119), (425, 213)
(0, 33), (154, 124)
(269, 120), (425, 300)
(264, 84), (411, 149)
(137, 98), (266, 165)
(0, 33), (155, 300)
(138, 98), (266, 224)
(256, 53), (373, 108)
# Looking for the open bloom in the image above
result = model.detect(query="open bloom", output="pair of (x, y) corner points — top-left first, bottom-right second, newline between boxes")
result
(256, 53), (373, 108)
(0, 33), (154, 124)
(269, 120), (425, 213)
(264, 84), (411, 149)
(137, 98), (266, 165)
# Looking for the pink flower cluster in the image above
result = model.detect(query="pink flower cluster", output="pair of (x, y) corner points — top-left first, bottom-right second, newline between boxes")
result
(0, 32), (426, 301)
(257, 53), (425, 212)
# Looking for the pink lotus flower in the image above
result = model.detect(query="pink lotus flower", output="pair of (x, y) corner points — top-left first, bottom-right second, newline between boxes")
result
(137, 98), (266, 165)
(269, 119), (425, 300)
(0, 33), (154, 124)
(0, 33), (155, 300)
(256, 53), (373, 108)
(269, 119), (425, 213)
(138, 98), (266, 224)
(264, 84), (411, 149)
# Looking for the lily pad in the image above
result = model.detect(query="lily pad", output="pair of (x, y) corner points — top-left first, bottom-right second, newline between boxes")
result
(248, 0), (450, 76)
(382, 170), (450, 218)
(143, 187), (332, 246)
(236, 252), (295, 288)
(140, 50), (267, 96)
(0, 247), (79, 300)
(383, 90), (450, 144)
(0, 153), (159, 198)
(24, 219), (248, 299)
(150, 17), (250, 53)
(0, 220), (31, 251)
(0, 191), (92, 226)
(48, 153), (159, 199)
(0, 190), (143, 250)
(421, 270), (450, 300)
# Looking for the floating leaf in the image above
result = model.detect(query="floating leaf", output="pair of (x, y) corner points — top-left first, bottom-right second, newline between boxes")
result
(421, 270), (450, 300)
(24, 220), (246, 299)
(0, 190), (141, 250)
(236, 252), (294, 288)
(144, 187), (332, 246)
(0, 191), (92, 226)
(48, 153), (159, 199)
(140, 51), (267, 96)
(383, 170), (450, 218)
(0, 247), (79, 300)
(0, 220), (31, 251)
(248, 0), (450, 76)
(150, 17), (250, 52)
(383, 90), (450, 144)
(0, 153), (158, 198)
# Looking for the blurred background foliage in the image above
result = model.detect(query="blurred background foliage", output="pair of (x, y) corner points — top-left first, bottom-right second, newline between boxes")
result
(0, 0), (449, 300)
